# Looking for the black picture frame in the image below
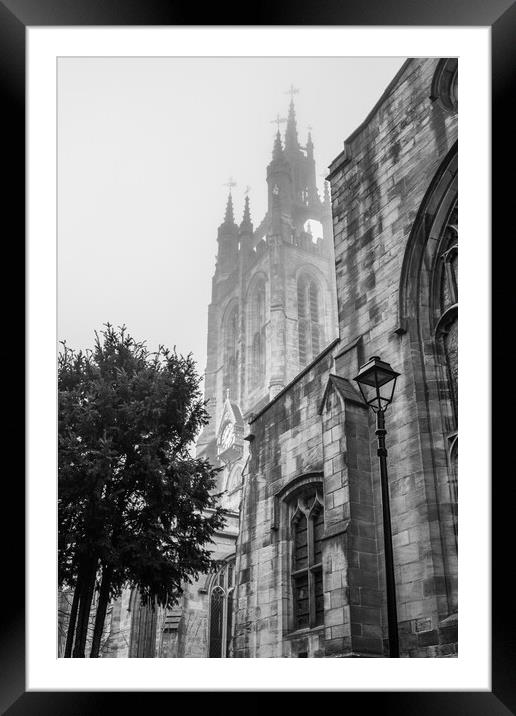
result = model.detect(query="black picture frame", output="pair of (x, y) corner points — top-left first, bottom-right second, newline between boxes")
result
(4, 0), (512, 711)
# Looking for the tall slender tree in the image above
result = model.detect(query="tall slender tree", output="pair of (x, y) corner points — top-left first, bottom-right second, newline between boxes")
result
(58, 324), (225, 657)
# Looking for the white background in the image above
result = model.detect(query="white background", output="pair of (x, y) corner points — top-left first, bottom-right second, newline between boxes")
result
(27, 26), (490, 691)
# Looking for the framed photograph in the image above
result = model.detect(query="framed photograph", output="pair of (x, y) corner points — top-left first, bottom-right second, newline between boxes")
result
(4, 0), (511, 710)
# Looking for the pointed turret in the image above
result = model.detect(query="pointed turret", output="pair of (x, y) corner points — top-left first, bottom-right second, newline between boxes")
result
(321, 180), (334, 250)
(306, 129), (314, 160)
(223, 191), (235, 225)
(216, 191), (238, 277)
(285, 99), (300, 154)
(267, 127), (290, 213)
(272, 130), (283, 160)
(323, 180), (331, 206)
(241, 194), (252, 228)
(239, 193), (254, 260)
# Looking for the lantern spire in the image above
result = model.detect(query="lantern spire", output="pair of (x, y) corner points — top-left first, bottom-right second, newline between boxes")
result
(284, 85), (300, 153)
(222, 177), (237, 224)
(241, 189), (253, 229)
(272, 130), (283, 160)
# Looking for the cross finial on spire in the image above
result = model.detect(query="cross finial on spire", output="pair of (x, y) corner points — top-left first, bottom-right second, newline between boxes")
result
(244, 185), (251, 196)
(270, 114), (287, 131)
(284, 89), (300, 152)
(285, 84), (299, 100)
(223, 177), (237, 193)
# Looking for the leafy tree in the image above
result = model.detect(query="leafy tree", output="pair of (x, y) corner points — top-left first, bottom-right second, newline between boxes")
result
(58, 324), (225, 657)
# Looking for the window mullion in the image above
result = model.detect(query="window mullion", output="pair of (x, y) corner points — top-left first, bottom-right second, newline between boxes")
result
(289, 489), (324, 633)
(307, 513), (316, 628)
(221, 593), (227, 657)
(222, 569), (228, 657)
(307, 511), (315, 568)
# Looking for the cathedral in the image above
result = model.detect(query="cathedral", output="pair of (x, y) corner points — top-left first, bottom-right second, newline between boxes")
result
(94, 57), (458, 658)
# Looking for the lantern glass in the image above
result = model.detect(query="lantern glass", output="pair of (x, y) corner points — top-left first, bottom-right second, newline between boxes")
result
(354, 356), (400, 412)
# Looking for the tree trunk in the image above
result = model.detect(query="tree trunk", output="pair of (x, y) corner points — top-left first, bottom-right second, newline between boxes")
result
(63, 581), (81, 658)
(89, 564), (113, 658)
(72, 558), (97, 658)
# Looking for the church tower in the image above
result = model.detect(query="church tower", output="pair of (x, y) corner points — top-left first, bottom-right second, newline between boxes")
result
(197, 93), (338, 479)
(172, 93), (338, 658)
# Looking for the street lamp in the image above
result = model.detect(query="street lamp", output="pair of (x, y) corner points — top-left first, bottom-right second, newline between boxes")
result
(354, 356), (400, 658)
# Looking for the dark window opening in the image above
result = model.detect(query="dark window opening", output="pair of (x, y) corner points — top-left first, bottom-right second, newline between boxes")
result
(208, 560), (235, 658)
(291, 490), (325, 631)
(298, 276), (323, 366)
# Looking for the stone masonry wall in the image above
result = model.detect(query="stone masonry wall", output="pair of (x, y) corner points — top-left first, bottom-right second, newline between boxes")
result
(233, 58), (459, 659)
(233, 346), (335, 657)
(232, 342), (390, 657)
(327, 58), (458, 656)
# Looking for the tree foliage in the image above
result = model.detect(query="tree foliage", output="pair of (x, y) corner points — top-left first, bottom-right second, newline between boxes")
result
(58, 324), (225, 656)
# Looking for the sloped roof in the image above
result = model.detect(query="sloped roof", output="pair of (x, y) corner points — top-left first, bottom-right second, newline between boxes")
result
(318, 374), (366, 415)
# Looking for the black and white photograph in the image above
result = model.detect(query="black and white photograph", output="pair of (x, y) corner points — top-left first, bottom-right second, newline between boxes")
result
(0, 0), (507, 705)
(56, 54), (460, 661)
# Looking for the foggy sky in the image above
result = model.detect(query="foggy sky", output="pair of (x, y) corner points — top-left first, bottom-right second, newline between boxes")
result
(58, 56), (405, 376)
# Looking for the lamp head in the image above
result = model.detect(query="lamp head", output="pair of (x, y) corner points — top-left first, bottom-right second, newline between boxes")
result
(353, 356), (400, 412)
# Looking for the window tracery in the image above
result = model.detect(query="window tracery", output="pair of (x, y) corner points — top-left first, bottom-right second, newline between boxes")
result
(208, 559), (235, 657)
(290, 488), (324, 630)
(435, 200), (458, 425)
(431, 58), (458, 113)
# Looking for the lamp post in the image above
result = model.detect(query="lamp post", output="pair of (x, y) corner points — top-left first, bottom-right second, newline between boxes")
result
(354, 356), (400, 658)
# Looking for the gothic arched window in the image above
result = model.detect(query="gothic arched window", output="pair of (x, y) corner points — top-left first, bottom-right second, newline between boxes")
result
(128, 590), (157, 658)
(431, 58), (458, 113)
(435, 202), (458, 423)
(434, 199), (458, 543)
(449, 435), (458, 521)
(297, 275), (323, 366)
(291, 488), (324, 631)
(208, 559), (235, 658)
(223, 305), (239, 401)
(398, 145), (458, 614)
(249, 280), (266, 389)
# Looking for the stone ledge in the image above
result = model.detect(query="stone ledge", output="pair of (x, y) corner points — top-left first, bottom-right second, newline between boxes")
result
(322, 520), (351, 541)
(284, 625), (325, 640)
